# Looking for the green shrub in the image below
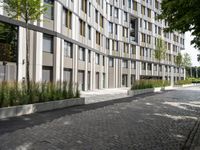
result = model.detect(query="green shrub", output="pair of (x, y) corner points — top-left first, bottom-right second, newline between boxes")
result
(175, 80), (192, 85)
(131, 80), (170, 90)
(0, 81), (80, 108)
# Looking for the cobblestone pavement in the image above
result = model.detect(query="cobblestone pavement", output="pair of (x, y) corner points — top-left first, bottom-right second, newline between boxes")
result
(0, 86), (200, 150)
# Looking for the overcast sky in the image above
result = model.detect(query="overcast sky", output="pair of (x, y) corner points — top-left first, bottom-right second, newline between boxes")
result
(182, 32), (200, 66)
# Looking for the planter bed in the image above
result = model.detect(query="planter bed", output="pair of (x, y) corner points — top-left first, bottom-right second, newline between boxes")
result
(128, 87), (162, 96)
(0, 98), (85, 119)
(174, 84), (194, 88)
(162, 86), (175, 91)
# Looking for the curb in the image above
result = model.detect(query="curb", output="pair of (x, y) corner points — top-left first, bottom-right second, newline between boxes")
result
(0, 98), (85, 119)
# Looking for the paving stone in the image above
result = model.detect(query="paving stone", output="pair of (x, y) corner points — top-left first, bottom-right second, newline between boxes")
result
(0, 86), (200, 150)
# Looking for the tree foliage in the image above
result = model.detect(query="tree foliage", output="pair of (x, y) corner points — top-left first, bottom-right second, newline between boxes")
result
(158, 0), (200, 49)
(176, 52), (183, 67)
(197, 54), (200, 62)
(154, 38), (167, 63)
(2, 0), (47, 91)
(3, 0), (47, 23)
(182, 53), (192, 67)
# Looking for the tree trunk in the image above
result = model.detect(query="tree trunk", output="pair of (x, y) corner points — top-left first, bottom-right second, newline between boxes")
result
(26, 24), (30, 92)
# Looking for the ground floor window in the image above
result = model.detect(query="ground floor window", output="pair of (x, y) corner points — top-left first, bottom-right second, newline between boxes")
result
(122, 74), (128, 87)
(42, 66), (53, 82)
(63, 68), (72, 83)
(131, 75), (135, 85)
(78, 70), (85, 91)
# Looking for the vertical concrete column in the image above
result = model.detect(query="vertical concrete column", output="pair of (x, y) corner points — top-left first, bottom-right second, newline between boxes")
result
(171, 66), (174, 86)
(90, 53), (93, 90)
(145, 62), (148, 76)
(60, 39), (64, 82)
(184, 68), (186, 80)
(115, 58), (119, 88)
(162, 65), (165, 80)
(34, 32), (43, 82)
(136, 61), (140, 80)
(54, 1), (62, 33)
(53, 37), (61, 82)
(33, 0), (43, 82)
(128, 60), (131, 87)
(73, 45), (78, 83)
(52, 1), (62, 82)
(151, 63), (154, 76)
(84, 49), (88, 91)
(0, 2), (3, 15)
(17, 27), (27, 82)
(99, 55), (103, 89)
(105, 57), (109, 88)
(91, 51), (96, 90)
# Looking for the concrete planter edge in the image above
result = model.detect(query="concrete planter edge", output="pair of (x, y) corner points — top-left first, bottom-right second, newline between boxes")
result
(0, 98), (85, 119)
(128, 87), (162, 96)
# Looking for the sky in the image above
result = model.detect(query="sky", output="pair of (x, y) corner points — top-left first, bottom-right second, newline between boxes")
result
(182, 32), (200, 66)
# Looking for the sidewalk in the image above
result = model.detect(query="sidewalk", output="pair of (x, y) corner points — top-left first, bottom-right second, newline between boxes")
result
(81, 88), (130, 104)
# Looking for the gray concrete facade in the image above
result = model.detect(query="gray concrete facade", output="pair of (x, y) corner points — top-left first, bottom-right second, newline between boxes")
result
(0, 0), (185, 91)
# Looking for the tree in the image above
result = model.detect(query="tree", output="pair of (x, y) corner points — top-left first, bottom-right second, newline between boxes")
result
(197, 54), (200, 62)
(175, 53), (183, 68)
(154, 38), (167, 79)
(158, 0), (200, 49)
(182, 53), (192, 68)
(2, 0), (47, 91)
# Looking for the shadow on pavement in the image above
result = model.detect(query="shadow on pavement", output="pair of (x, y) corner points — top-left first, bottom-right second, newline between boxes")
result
(0, 92), (165, 135)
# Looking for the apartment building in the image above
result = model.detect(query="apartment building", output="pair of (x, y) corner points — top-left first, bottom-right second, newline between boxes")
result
(0, 0), (185, 91)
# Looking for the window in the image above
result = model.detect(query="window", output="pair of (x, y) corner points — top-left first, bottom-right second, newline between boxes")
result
(141, 33), (146, 42)
(100, 14), (104, 28)
(43, 34), (53, 53)
(96, 31), (100, 45)
(131, 61), (136, 69)
(141, 5), (145, 15)
(109, 58), (114, 67)
(81, 0), (87, 13)
(88, 50), (91, 63)
(124, 43), (128, 53)
(102, 56), (105, 66)
(64, 41), (73, 58)
(96, 53), (100, 65)
(148, 22), (152, 31)
(64, 8), (72, 29)
(88, 25), (91, 40)
(131, 45), (136, 54)
(154, 64), (157, 71)
(124, 11), (128, 22)
(133, 1), (137, 11)
(155, 0), (159, 9)
(96, 0), (100, 5)
(79, 19), (85, 36)
(109, 22), (113, 33)
(110, 5), (112, 16)
(42, 66), (53, 82)
(114, 8), (118, 18)
(89, 2), (91, 16)
(63, 69), (72, 82)
(44, 0), (54, 20)
(95, 9), (98, 23)
(115, 24), (118, 35)
(123, 60), (128, 68)
(147, 63), (152, 70)
(147, 8), (151, 18)
(142, 62), (146, 70)
(128, 0), (131, 8)
(123, 27), (128, 37)
(79, 47), (85, 61)
(106, 38), (110, 49)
